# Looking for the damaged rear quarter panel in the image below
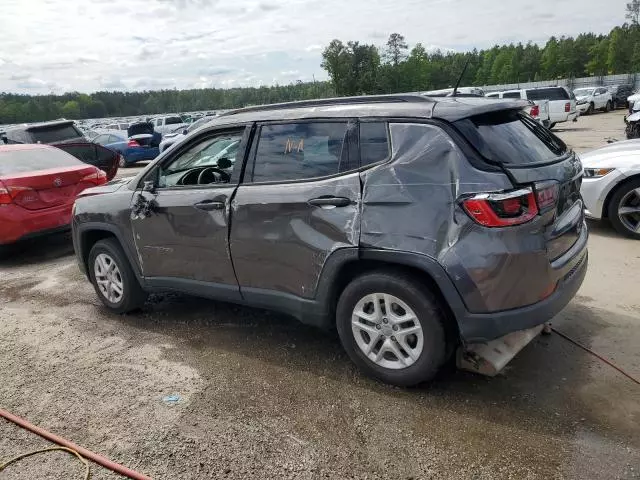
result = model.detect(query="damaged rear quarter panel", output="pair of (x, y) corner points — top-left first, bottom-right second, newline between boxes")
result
(360, 122), (550, 313)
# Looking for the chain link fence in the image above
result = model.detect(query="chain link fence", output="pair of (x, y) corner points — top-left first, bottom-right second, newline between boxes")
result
(481, 73), (640, 93)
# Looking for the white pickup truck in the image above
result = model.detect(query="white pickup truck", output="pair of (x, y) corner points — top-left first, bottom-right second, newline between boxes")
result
(486, 91), (550, 127)
(488, 87), (578, 129)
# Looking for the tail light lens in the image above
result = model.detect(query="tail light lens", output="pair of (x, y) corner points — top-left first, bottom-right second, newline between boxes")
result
(534, 181), (560, 212)
(530, 105), (540, 117)
(462, 188), (539, 227)
(565, 102), (571, 112)
(0, 183), (34, 205)
(81, 169), (108, 185)
(127, 139), (140, 147)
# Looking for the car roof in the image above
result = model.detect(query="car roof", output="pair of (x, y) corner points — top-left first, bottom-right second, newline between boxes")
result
(5, 120), (75, 132)
(206, 94), (527, 127)
(0, 144), (53, 152)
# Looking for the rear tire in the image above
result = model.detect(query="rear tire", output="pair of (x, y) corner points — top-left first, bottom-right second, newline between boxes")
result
(608, 178), (640, 239)
(336, 271), (448, 386)
(88, 238), (148, 313)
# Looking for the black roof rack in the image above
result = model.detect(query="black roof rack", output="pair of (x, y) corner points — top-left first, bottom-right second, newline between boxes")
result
(220, 94), (433, 117)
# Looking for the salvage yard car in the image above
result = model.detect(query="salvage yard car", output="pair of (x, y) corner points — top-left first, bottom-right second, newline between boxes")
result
(573, 87), (613, 115)
(0, 144), (107, 245)
(496, 87), (578, 129)
(72, 95), (588, 386)
(580, 140), (640, 239)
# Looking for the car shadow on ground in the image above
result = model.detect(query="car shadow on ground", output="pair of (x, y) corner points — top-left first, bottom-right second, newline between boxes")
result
(108, 291), (639, 449)
(0, 231), (74, 267)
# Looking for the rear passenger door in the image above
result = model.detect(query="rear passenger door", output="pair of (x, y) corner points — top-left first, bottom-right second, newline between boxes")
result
(230, 120), (360, 300)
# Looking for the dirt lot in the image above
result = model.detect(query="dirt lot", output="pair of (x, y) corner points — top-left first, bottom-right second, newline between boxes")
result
(1, 109), (639, 479)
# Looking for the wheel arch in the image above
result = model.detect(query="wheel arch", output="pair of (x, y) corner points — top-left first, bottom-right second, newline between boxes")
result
(318, 249), (465, 342)
(76, 223), (143, 282)
(602, 173), (640, 219)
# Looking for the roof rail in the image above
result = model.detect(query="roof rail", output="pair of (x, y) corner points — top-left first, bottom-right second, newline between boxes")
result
(220, 94), (433, 117)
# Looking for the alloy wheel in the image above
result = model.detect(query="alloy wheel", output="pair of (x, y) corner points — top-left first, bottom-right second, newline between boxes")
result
(618, 187), (640, 234)
(94, 253), (124, 303)
(351, 293), (424, 370)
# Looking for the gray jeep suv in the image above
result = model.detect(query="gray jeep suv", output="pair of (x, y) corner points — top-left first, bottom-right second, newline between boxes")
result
(72, 95), (588, 386)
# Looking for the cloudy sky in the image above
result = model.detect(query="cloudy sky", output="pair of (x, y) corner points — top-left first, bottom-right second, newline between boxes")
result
(0, 0), (627, 94)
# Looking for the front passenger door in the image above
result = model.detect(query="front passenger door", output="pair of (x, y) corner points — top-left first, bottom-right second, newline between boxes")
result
(131, 126), (249, 297)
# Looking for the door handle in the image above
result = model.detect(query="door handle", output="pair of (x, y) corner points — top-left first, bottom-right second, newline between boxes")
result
(194, 200), (225, 211)
(308, 197), (351, 207)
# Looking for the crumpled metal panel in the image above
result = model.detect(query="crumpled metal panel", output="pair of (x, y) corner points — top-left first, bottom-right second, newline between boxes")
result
(360, 122), (556, 313)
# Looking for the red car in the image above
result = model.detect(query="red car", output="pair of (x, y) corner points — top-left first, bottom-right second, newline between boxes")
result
(0, 144), (107, 245)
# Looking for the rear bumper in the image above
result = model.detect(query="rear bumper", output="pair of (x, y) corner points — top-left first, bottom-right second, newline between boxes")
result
(457, 224), (588, 343)
(0, 203), (73, 245)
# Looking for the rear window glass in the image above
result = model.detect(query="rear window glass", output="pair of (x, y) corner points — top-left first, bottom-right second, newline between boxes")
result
(165, 117), (184, 125)
(360, 122), (389, 166)
(455, 110), (567, 165)
(502, 91), (521, 99)
(526, 88), (570, 101)
(0, 147), (83, 175)
(29, 124), (84, 143)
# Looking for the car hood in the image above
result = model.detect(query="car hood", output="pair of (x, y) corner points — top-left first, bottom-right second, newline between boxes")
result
(76, 177), (129, 198)
(581, 140), (640, 168)
(575, 95), (590, 102)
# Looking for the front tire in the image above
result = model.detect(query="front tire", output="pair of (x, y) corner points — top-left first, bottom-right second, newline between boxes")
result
(88, 238), (148, 313)
(608, 179), (640, 239)
(605, 101), (612, 112)
(336, 271), (448, 386)
(586, 103), (594, 115)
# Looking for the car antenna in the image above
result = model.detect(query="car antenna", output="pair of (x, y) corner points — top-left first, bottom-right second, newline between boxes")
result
(451, 56), (471, 97)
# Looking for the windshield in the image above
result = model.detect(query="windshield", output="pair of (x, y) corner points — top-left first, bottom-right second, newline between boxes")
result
(574, 88), (594, 96)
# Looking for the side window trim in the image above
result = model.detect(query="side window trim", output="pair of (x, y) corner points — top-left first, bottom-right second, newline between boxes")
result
(242, 118), (357, 186)
(139, 125), (249, 191)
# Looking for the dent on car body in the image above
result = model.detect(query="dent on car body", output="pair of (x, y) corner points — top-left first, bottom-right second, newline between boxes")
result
(359, 122), (557, 313)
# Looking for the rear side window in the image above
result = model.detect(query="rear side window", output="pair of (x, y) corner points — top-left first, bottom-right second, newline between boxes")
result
(250, 122), (352, 182)
(455, 110), (567, 165)
(165, 117), (183, 125)
(526, 88), (569, 101)
(29, 124), (84, 143)
(485, 93), (499, 98)
(0, 148), (82, 175)
(360, 122), (389, 167)
(502, 91), (521, 99)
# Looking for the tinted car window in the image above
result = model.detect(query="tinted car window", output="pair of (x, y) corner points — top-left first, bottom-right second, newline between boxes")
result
(502, 91), (521, 99)
(360, 122), (389, 167)
(165, 117), (183, 125)
(485, 93), (499, 98)
(455, 110), (567, 165)
(251, 122), (349, 183)
(57, 144), (97, 164)
(0, 147), (83, 175)
(526, 88), (570, 101)
(30, 124), (84, 143)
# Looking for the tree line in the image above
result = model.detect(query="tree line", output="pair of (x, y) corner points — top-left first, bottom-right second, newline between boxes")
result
(2, 3), (639, 124)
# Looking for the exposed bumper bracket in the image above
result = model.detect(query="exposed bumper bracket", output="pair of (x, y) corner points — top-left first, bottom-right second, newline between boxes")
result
(456, 324), (544, 376)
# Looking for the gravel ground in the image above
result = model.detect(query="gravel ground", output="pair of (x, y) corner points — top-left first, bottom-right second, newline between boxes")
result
(1, 109), (639, 479)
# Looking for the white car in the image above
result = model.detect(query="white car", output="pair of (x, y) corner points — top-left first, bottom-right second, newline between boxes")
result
(158, 115), (217, 153)
(573, 87), (613, 115)
(627, 91), (640, 111)
(497, 87), (578, 129)
(485, 91), (550, 127)
(580, 140), (640, 238)
(151, 115), (188, 134)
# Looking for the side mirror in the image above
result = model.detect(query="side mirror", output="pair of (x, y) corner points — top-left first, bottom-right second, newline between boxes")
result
(143, 180), (156, 193)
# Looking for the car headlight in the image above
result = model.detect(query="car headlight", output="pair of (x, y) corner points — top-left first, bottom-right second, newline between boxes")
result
(584, 168), (615, 178)
(577, 100), (587, 105)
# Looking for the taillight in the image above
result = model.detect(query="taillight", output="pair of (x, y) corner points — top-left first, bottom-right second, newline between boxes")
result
(462, 188), (539, 227)
(534, 181), (559, 212)
(81, 169), (108, 185)
(0, 183), (34, 205)
(127, 139), (140, 147)
(530, 105), (540, 117)
(565, 102), (571, 112)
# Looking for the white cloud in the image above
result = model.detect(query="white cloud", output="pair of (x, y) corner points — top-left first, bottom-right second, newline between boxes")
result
(0, 0), (626, 94)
